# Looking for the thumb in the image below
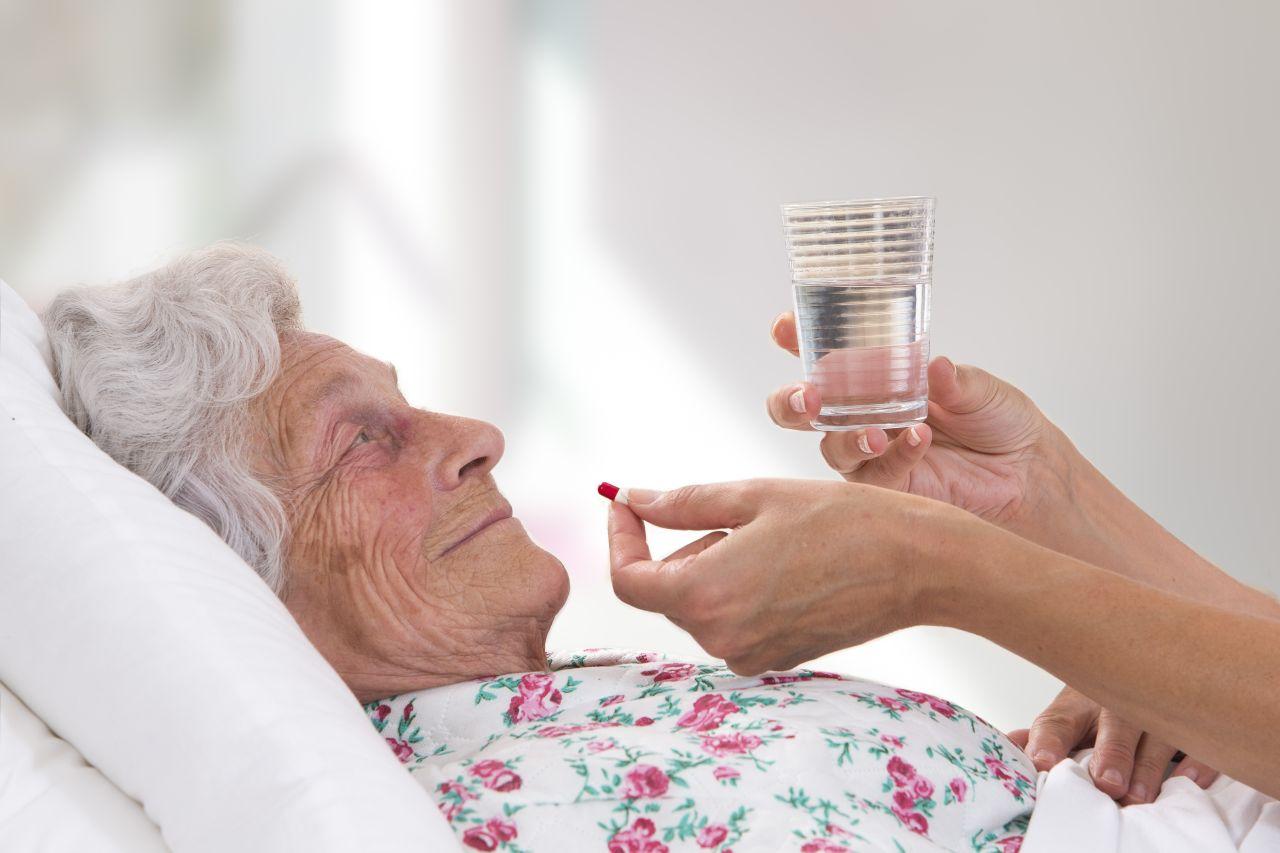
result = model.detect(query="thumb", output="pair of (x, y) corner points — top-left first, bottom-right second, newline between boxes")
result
(927, 357), (1002, 416)
(600, 481), (760, 531)
(1026, 688), (1097, 772)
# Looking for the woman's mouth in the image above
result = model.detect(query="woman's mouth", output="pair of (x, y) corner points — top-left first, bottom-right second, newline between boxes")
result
(440, 502), (515, 556)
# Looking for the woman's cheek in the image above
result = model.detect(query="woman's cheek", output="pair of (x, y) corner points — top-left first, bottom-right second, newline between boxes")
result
(351, 471), (434, 547)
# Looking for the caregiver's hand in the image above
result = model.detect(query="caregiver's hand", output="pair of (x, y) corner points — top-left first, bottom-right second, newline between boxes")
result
(607, 478), (967, 675)
(1007, 686), (1218, 804)
(766, 312), (1063, 532)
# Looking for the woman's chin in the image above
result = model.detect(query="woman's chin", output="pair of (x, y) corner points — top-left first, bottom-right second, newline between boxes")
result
(454, 527), (570, 618)
(531, 547), (570, 618)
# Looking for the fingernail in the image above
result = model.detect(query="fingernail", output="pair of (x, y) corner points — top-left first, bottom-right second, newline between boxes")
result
(1101, 768), (1124, 788)
(906, 426), (922, 447)
(857, 431), (872, 454)
(1032, 749), (1056, 767)
(788, 387), (807, 413)
(1180, 766), (1199, 784)
(1130, 782), (1150, 803)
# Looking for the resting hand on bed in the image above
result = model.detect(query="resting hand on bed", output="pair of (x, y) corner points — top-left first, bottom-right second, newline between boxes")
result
(1009, 686), (1218, 804)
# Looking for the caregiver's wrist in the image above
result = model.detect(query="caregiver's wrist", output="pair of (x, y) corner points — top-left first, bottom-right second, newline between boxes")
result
(1025, 437), (1179, 582)
(909, 503), (1012, 629)
(936, 537), (1113, 661)
(1006, 424), (1108, 550)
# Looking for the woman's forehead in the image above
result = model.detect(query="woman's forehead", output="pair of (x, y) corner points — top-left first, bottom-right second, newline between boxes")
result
(276, 333), (395, 403)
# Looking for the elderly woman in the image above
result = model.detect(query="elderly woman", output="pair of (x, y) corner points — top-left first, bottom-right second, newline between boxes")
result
(41, 244), (1039, 850)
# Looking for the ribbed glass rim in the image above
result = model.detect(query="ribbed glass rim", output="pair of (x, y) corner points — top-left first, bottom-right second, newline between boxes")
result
(782, 195), (935, 217)
(782, 195), (934, 282)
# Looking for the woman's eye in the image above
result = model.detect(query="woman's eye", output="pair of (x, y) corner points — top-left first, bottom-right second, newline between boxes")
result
(350, 430), (372, 449)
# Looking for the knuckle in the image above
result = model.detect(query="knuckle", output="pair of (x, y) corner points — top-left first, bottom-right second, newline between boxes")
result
(663, 484), (701, 512)
(1093, 742), (1136, 767)
(1051, 686), (1096, 714)
(1099, 723), (1142, 751)
(664, 556), (696, 595)
(736, 479), (769, 505)
(1131, 756), (1166, 779)
(1030, 711), (1074, 738)
(1132, 746), (1173, 778)
(609, 572), (638, 607)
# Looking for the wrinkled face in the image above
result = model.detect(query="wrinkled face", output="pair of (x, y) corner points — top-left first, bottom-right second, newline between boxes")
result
(250, 331), (568, 702)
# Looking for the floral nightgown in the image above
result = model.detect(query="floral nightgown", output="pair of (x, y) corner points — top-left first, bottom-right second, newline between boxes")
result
(365, 650), (1034, 852)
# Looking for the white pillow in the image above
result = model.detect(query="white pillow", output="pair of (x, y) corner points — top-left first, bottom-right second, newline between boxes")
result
(0, 280), (455, 852)
(0, 681), (167, 852)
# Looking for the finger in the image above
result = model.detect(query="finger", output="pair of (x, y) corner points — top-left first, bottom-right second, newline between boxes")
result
(1006, 729), (1030, 751)
(608, 501), (651, 569)
(608, 505), (694, 614)
(927, 356), (1001, 416)
(1026, 687), (1098, 772)
(1169, 756), (1219, 789)
(850, 423), (932, 489)
(1090, 709), (1143, 799)
(617, 481), (761, 531)
(766, 382), (818, 431)
(1122, 736), (1177, 805)
(818, 429), (889, 476)
(771, 312), (800, 356)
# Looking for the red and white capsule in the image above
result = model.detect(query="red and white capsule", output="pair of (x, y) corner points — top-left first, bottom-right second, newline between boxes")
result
(597, 481), (631, 506)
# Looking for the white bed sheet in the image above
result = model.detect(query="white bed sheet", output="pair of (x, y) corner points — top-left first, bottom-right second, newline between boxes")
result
(1024, 750), (1280, 852)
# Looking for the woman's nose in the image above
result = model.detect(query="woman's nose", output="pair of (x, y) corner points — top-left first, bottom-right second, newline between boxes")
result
(429, 414), (505, 490)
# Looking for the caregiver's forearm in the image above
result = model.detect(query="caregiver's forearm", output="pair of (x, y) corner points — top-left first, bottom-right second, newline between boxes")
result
(1018, 430), (1280, 620)
(936, 528), (1280, 798)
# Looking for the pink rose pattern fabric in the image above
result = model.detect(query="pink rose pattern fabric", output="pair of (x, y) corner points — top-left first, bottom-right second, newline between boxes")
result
(365, 650), (1034, 851)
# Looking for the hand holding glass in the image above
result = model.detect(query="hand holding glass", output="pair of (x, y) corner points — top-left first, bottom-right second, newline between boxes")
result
(781, 196), (935, 430)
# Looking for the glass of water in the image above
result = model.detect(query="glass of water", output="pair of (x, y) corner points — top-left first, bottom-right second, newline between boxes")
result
(781, 196), (935, 431)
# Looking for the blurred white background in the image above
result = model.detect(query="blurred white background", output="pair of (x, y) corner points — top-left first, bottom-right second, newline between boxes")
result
(4, 0), (1277, 732)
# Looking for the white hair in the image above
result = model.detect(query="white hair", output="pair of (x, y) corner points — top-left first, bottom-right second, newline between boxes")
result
(43, 243), (303, 593)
